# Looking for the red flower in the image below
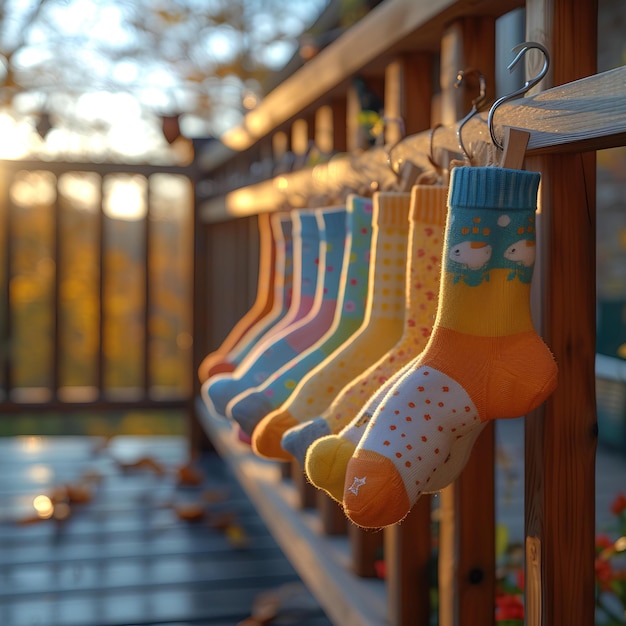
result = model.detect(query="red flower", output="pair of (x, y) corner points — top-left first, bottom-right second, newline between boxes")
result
(595, 557), (614, 591)
(495, 593), (524, 621)
(596, 533), (613, 551)
(610, 492), (626, 516)
(516, 569), (525, 592)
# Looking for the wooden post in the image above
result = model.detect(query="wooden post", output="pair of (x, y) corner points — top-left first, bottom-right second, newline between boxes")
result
(384, 59), (406, 147)
(346, 84), (362, 153)
(524, 1), (598, 625)
(331, 97), (348, 153)
(317, 491), (348, 536)
(385, 497), (432, 626)
(315, 105), (335, 156)
(292, 459), (318, 509)
(398, 53), (434, 136)
(453, 425), (496, 626)
(524, 150), (598, 626)
(349, 522), (384, 578)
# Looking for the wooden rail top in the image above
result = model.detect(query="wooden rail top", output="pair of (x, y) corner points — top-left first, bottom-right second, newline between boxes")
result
(200, 65), (626, 222)
(200, 0), (524, 167)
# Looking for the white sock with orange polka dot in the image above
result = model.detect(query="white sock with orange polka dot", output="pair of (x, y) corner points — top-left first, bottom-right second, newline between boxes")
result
(343, 166), (558, 528)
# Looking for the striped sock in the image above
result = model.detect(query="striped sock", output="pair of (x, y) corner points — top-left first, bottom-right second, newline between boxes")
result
(226, 196), (375, 435)
(252, 192), (410, 459)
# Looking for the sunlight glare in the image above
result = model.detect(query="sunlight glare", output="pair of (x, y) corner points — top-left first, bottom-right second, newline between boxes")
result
(104, 176), (147, 221)
(208, 28), (237, 62)
(58, 173), (100, 212)
(33, 494), (54, 519)
(28, 464), (53, 483)
(20, 436), (44, 454)
(76, 91), (141, 124)
(10, 170), (56, 208)
(0, 113), (35, 159)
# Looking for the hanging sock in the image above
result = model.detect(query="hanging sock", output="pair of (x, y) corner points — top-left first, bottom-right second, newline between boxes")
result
(283, 185), (446, 466)
(204, 207), (340, 417)
(342, 166), (558, 528)
(251, 192), (410, 460)
(221, 212), (300, 370)
(203, 212), (296, 381)
(304, 358), (486, 502)
(198, 212), (279, 382)
(226, 196), (375, 436)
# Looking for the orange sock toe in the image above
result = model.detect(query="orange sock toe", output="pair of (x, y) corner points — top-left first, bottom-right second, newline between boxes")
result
(252, 412), (299, 460)
(343, 450), (411, 528)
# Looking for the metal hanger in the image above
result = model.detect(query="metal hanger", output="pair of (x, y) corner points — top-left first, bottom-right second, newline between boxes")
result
(455, 68), (488, 160)
(487, 41), (550, 150)
(382, 116), (407, 175)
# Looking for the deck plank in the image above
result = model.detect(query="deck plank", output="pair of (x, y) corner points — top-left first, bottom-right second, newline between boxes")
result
(0, 435), (332, 626)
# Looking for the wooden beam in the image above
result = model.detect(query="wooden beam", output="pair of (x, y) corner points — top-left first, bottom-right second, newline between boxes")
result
(200, 65), (626, 223)
(385, 498), (432, 626)
(524, 2), (598, 626)
(217, 0), (523, 153)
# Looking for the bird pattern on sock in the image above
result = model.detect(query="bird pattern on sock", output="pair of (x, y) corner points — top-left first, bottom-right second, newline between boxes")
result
(342, 166), (558, 528)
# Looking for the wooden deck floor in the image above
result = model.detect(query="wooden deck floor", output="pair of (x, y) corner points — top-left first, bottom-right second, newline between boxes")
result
(0, 435), (332, 626)
(0, 422), (624, 626)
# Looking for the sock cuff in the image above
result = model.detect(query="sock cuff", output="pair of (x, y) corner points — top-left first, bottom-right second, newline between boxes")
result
(317, 207), (347, 238)
(448, 166), (540, 211)
(271, 212), (293, 242)
(297, 211), (321, 239)
(374, 192), (411, 228)
(411, 185), (448, 225)
(257, 212), (273, 237)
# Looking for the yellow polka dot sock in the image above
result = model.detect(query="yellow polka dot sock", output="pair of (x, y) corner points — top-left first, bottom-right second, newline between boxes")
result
(282, 185), (446, 465)
(252, 192), (410, 460)
(343, 166), (558, 528)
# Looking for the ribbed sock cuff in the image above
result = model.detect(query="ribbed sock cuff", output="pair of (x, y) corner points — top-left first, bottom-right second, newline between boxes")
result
(411, 185), (448, 225)
(448, 166), (540, 212)
(297, 211), (321, 239)
(317, 207), (347, 238)
(375, 192), (411, 228)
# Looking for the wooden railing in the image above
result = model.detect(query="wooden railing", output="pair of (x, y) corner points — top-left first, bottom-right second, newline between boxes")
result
(0, 160), (196, 418)
(193, 1), (619, 624)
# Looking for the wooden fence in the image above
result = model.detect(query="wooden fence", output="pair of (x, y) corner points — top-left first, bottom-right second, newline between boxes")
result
(193, 0), (622, 624)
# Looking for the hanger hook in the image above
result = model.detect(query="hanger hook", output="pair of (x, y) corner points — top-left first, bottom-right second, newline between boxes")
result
(455, 68), (488, 160)
(487, 41), (550, 150)
(383, 116), (406, 177)
(427, 123), (445, 174)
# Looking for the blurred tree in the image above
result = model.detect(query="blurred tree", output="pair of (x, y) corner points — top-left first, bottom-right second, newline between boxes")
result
(0, 0), (330, 157)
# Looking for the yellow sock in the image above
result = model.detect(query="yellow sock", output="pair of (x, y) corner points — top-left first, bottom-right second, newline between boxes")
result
(282, 185), (447, 467)
(252, 192), (410, 459)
